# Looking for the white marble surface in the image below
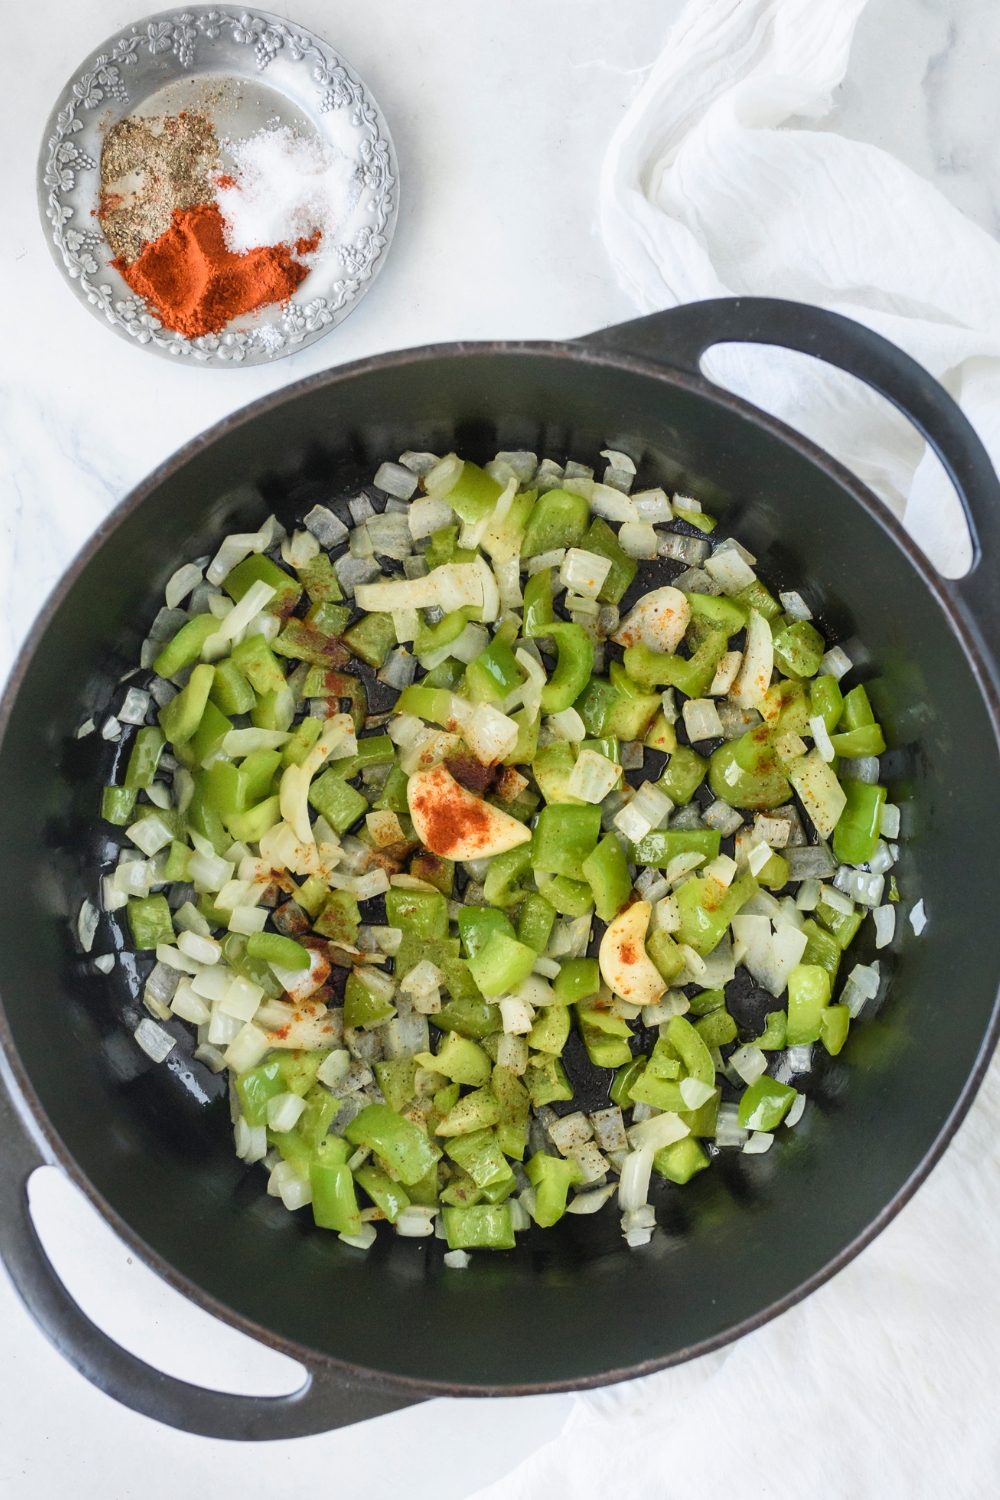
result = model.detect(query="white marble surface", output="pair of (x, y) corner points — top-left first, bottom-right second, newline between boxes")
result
(1, 1), (999, 1495)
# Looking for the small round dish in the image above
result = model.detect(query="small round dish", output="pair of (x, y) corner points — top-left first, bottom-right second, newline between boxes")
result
(37, 8), (398, 366)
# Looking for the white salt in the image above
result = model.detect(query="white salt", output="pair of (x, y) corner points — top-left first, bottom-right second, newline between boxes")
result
(217, 126), (360, 259)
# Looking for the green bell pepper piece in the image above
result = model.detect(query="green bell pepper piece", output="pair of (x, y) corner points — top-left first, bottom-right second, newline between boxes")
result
(800, 918), (841, 982)
(520, 489), (590, 557)
(654, 1136), (710, 1185)
(757, 850), (791, 890)
(526, 1004), (571, 1055)
(127, 895), (174, 950)
(532, 803), (601, 876)
(786, 963), (831, 1045)
(829, 724), (886, 757)
(221, 933), (284, 1000)
(436, 1088), (502, 1137)
(839, 684), (875, 730)
(833, 780), (887, 865)
(466, 932), (537, 996)
(622, 1066), (682, 1111)
(387, 887), (449, 939)
(574, 675), (620, 736)
(225, 795), (280, 843)
(246, 931), (310, 970)
(688, 987), (726, 1015)
(734, 579), (781, 620)
(344, 971), (396, 1030)
(665, 1014), (715, 1085)
(521, 568), (556, 638)
(810, 674), (844, 734)
(298, 553), (344, 605)
(230, 634), (288, 696)
(224, 553), (301, 613)
(483, 845), (534, 909)
(444, 461), (504, 524)
(542, 877), (595, 917)
(354, 1163), (410, 1224)
(525, 1151), (583, 1226)
(581, 518), (637, 604)
(308, 767), (367, 834)
(756, 1010), (788, 1050)
(465, 636), (526, 704)
(579, 1024), (632, 1069)
(814, 901), (863, 951)
(434, 996), (502, 1040)
(158, 664), (215, 747)
(297, 1084), (340, 1148)
(686, 591), (748, 639)
(524, 1054), (574, 1106)
(251, 686), (294, 734)
(311, 1147), (361, 1235)
(651, 747), (704, 807)
(236, 1056), (293, 1126)
(772, 620), (826, 679)
(581, 834), (631, 921)
(552, 957), (600, 1004)
(610, 1056), (646, 1106)
(445, 1127), (512, 1188)
(101, 786), (137, 825)
(675, 871), (758, 957)
(530, 742), (583, 805)
(413, 608), (470, 659)
(426, 1032), (492, 1086)
(709, 731), (791, 810)
(345, 1103), (442, 1186)
(679, 1086), (721, 1139)
(647, 929), (686, 984)
(819, 1004), (851, 1056)
(279, 717), (322, 768)
(163, 840), (191, 881)
(123, 727), (165, 791)
(457, 906), (516, 959)
(188, 699), (232, 769)
(517, 894), (557, 953)
(153, 614), (219, 679)
(541, 624), (594, 714)
(313, 888), (361, 945)
(443, 1204), (516, 1250)
(374, 1057), (419, 1113)
(628, 828), (720, 867)
(625, 631), (729, 698)
(693, 1005), (738, 1048)
(344, 612), (397, 669)
(738, 1075), (796, 1131)
(209, 657), (256, 716)
(305, 599), (351, 635)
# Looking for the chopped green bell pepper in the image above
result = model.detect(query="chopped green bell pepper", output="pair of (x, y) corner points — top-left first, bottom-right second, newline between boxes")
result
(522, 568), (556, 638)
(833, 780), (887, 865)
(311, 1142), (361, 1235)
(308, 767), (368, 834)
(443, 1204), (516, 1250)
(654, 1136), (709, 1185)
(581, 834), (632, 921)
(298, 553), (344, 605)
(657, 747), (708, 805)
(521, 489), (590, 557)
(525, 1150), (583, 1226)
(524, 1054), (573, 1106)
(709, 728), (792, 810)
(552, 957), (600, 1004)
(829, 724), (886, 758)
(532, 803), (601, 877)
(516, 893), (557, 954)
(772, 620), (826, 679)
(786, 963), (831, 1045)
(354, 1162), (410, 1223)
(610, 1055), (646, 1106)
(466, 932), (538, 996)
(814, 900), (864, 951)
(123, 726), (165, 791)
(582, 517), (637, 604)
(343, 612), (396, 669)
(127, 894), (174, 950)
(445, 1127), (512, 1188)
(811, 674), (844, 733)
(647, 929), (686, 984)
(344, 971), (396, 1030)
(445, 461), (504, 524)
(756, 1010), (788, 1050)
(693, 1007), (738, 1048)
(628, 827), (720, 867)
(675, 871), (758, 957)
(158, 663), (215, 746)
(209, 657), (256, 716)
(102, 785), (137, 825)
(738, 1075), (796, 1131)
(153, 613), (219, 679)
(344, 1103), (442, 1186)
(225, 553), (302, 613)
(386, 886), (449, 939)
(246, 931), (310, 970)
(526, 1004), (571, 1055)
(819, 1003), (850, 1055)
(541, 624), (594, 714)
(483, 845), (534, 908)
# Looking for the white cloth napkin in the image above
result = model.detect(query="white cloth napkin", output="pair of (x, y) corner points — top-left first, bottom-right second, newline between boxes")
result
(471, 3), (1000, 1494)
(600, 0), (1000, 580)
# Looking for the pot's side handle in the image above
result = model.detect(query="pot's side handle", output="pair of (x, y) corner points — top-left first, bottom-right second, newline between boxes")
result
(0, 1058), (423, 1439)
(582, 298), (1000, 657)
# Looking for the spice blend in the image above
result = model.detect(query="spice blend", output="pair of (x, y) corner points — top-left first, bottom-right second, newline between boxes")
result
(98, 108), (322, 340)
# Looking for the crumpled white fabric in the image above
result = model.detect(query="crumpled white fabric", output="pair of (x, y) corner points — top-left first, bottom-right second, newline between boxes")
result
(469, 3), (1000, 1495)
(599, 0), (1000, 579)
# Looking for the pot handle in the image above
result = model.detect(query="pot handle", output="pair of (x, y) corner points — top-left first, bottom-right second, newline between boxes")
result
(582, 297), (1000, 662)
(0, 1057), (424, 1439)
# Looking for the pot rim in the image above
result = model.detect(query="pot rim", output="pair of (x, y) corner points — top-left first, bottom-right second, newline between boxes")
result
(2, 335), (999, 1400)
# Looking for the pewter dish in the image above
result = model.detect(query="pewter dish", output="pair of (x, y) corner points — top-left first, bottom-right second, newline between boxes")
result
(37, 8), (398, 366)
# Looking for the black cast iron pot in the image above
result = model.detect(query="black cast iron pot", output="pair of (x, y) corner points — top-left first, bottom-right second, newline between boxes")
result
(2, 299), (1000, 1440)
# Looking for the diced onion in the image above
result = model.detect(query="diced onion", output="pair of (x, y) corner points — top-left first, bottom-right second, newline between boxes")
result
(743, 1131), (774, 1155)
(682, 697), (724, 743)
(374, 462), (420, 500)
(77, 899), (99, 953)
(729, 1044), (767, 1086)
(873, 904), (896, 948)
(819, 645), (852, 680)
(909, 899), (928, 935)
(618, 522), (658, 559)
(705, 547), (756, 594)
(618, 1146), (654, 1210)
(134, 1019), (176, 1063)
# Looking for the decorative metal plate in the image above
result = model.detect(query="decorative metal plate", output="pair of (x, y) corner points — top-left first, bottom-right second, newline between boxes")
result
(37, 8), (398, 365)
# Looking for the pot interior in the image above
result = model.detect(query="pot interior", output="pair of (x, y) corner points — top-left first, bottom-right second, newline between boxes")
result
(2, 347), (997, 1389)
